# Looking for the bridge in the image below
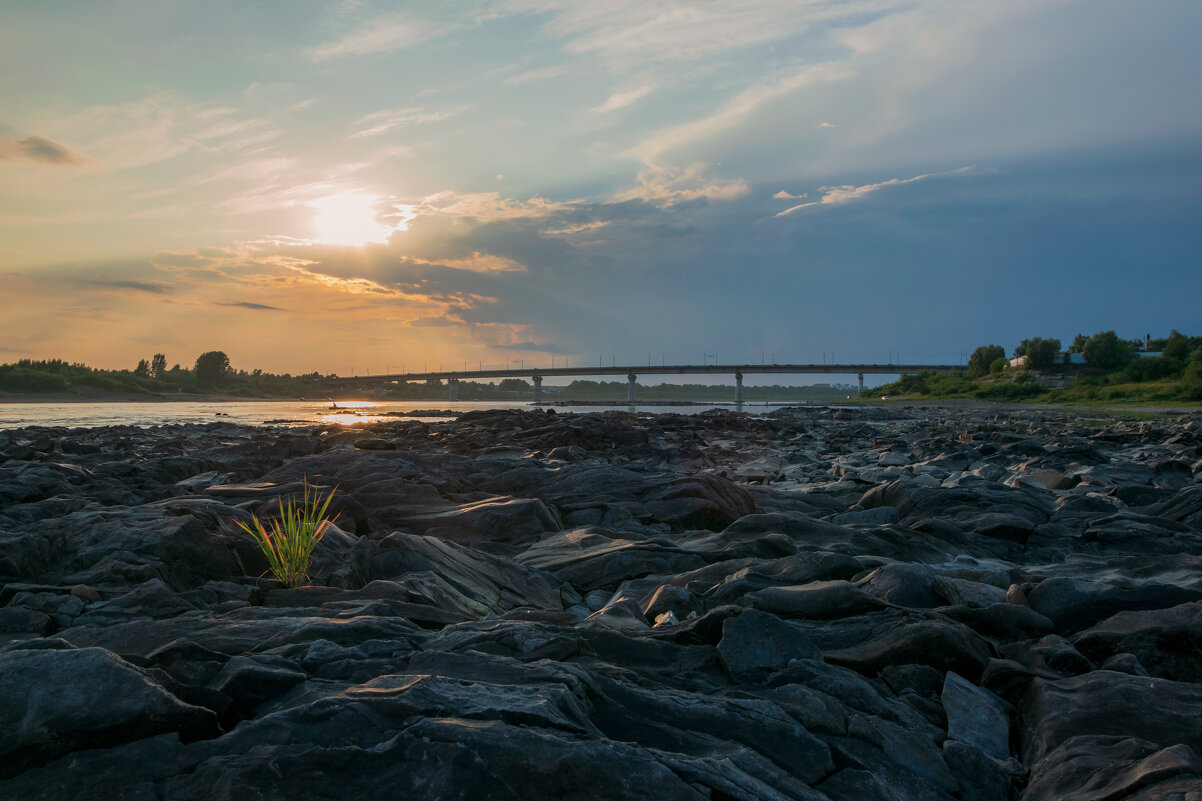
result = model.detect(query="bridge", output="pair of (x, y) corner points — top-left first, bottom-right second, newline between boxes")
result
(325, 362), (964, 403)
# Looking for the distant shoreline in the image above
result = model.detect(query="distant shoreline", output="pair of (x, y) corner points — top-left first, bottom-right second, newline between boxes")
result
(0, 390), (310, 404)
(0, 390), (1196, 418)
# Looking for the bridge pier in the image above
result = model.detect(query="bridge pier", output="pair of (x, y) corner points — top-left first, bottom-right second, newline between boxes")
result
(448, 378), (459, 401)
(627, 373), (637, 403)
(735, 372), (743, 404)
(532, 375), (543, 403)
(858, 373), (864, 397)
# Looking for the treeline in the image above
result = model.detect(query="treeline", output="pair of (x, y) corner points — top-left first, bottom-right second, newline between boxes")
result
(879, 329), (1202, 402)
(0, 351), (331, 398)
(547, 380), (853, 402)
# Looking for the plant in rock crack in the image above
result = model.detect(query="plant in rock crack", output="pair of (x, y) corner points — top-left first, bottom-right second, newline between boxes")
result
(237, 480), (337, 588)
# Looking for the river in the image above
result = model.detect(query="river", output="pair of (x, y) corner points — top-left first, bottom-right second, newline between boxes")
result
(0, 399), (782, 430)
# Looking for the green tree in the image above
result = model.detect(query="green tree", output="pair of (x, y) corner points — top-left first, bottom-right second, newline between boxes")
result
(133, 359), (151, 377)
(968, 345), (1006, 378)
(1164, 330), (1190, 360)
(1083, 331), (1133, 369)
(151, 353), (167, 378)
(498, 378), (530, 392)
(1017, 337), (1061, 370)
(195, 351), (232, 386)
(1068, 334), (1088, 353)
(989, 357), (1007, 375)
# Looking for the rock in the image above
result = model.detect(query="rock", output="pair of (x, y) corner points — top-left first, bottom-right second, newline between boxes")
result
(932, 575), (1007, 608)
(825, 618), (993, 680)
(1027, 577), (1202, 634)
(942, 671), (1011, 761)
(718, 608), (821, 681)
(1023, 469), (1079, 491)
(859, 562), (942, 608)
(1071, 601), (1202, 682)
(747, 580), (886, 618)
(69, 584), (101, 602)
(942, 740), (1016, 801)
(1024, 736), (1202, 801)
(1019, 670), (1202, 766)
(831, 507), (900, 526)
(0, 647), (219, 777)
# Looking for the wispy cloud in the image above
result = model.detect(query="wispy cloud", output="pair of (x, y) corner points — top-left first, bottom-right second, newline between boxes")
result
(215, 301), (284, 311)
(773, 190), (807, 200)
(38, 92), (279, 170)
(407, 252), (527, 273)
(625, 63), (852, 163)
(0, 136), (88, 166)
(774, 166), (976, 216)
(524, 0), (906, 67)
(615, 163), (750, 207)
(503, 66), (570, 86)
(591, 85), (655, 113)
(88, 279), (173, 294)
(307, 13), (455, 60)
(350, 106), (465, 138)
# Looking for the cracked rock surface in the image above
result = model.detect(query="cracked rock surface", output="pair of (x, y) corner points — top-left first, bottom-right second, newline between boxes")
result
(1, 406), (1202, 799)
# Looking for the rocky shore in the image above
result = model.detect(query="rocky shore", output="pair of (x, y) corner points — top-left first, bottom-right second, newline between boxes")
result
(1, 406), (1201, 799)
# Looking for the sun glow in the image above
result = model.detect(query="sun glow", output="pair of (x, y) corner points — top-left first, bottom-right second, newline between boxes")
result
(311, 193), (394, 246)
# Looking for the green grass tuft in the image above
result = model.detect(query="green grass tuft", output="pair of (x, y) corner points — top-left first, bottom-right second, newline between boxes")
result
(237, 480), (337, 588)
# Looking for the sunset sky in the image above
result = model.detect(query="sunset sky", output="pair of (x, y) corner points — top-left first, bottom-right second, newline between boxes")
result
(2, 0), (1199, 378)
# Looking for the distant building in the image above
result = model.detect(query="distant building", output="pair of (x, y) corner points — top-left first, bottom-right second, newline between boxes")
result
(1009, 355), (1028, 368)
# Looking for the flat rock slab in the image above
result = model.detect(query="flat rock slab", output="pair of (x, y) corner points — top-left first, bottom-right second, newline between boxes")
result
(0, 646), (218, 777)
(718, 608), (821, 681)
(942, 671), (1011, 761)
(1020, 670), (1202, 766)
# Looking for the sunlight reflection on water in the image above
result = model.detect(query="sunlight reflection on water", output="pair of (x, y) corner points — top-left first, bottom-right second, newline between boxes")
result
(0, 399), (774, 430)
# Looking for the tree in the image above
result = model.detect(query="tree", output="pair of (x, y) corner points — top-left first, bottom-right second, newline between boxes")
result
(134, 359), (151, 377)
(1083, 331), (1133, 369)
(1017, 337), (1061, 370)
(1164, 330), (1190, 361)
(195, 351), (231, 386)
(151, 353), (167, 378)
(1068, 334), (1088, 354)
(968, 345), (1006, 378)
(989, 357), (1007, 375)
(498, 378), (530, 393)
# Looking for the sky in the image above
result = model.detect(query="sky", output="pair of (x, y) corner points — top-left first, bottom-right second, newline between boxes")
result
(1, 0), (1200, 380)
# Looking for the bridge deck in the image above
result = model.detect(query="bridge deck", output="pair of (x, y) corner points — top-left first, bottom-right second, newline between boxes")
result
(325, 363), (961, 383)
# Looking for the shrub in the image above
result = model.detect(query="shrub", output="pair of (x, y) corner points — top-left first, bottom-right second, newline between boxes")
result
(1016, 337), (1061, 370)
(1083, 331), (1133, 369)
(237, 481), (337, 588)
(968, 345), (1006, 378)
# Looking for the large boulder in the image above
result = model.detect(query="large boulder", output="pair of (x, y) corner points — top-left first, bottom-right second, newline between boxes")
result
(0, 646), (219, 777)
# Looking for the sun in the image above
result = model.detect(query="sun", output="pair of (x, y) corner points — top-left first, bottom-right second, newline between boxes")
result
(311, 193), (394, 246)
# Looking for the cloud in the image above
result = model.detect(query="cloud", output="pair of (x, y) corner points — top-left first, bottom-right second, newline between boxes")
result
(307, 13), (455, 60)
(591, 86), (655, 113)
(215, 301), (284, 311)
(520, 0), (907, 68)
(774, 166), (976, 216)
(505, 340), (572, 354)
(773, 190), (807, 200)
(815, 122), (835, 128)
(350, 106), (465, 138)
(88, 279), (173, 294)
(407, 252), (527, 273)
(615, 163), (750, 207)
(0, 136), (88, 165)
(625, 62), (852, 163)
(502, 66), (570, 86)
(38, 92), (278, 170)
